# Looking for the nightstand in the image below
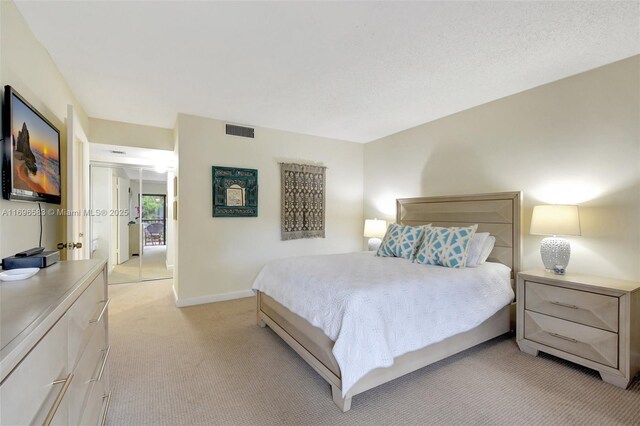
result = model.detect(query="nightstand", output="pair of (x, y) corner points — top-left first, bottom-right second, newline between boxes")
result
(516, 270), (640, 388)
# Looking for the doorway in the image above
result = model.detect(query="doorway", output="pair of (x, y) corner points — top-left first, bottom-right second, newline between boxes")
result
(90, 163), (174, 284)
(142, 194), (166, 245)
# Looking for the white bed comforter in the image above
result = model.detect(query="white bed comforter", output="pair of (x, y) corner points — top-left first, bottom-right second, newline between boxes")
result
(252, 252), (514, 396)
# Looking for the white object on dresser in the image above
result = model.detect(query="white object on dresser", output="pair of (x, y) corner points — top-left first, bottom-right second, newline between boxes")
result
(0, 259), (111, 425)
(0, 267), (40, 281)
(517, 269), (640, 388)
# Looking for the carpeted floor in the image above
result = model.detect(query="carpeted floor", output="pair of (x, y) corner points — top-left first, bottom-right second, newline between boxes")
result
(109, 245), (173, 284)
(107, 280), (640, 425)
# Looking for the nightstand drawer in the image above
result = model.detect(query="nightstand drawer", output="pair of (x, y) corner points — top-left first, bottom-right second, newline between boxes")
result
(524, 311), (618, 368)
(525, 281), (618, 332)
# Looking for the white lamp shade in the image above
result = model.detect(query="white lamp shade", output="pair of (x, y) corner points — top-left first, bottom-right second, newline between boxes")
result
(530, 205), (581, 236)
(364, 219), (387, 238)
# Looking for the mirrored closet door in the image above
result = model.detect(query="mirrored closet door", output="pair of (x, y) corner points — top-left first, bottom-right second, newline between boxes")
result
(139, 170), (172, 281)
(90, 164), (173, 284)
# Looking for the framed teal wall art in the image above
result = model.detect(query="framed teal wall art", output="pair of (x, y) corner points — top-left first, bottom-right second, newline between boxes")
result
(211, 166), (258, 217)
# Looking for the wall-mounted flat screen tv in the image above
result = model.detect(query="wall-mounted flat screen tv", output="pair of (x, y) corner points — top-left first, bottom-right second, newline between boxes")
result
(2, 85), (61, 204)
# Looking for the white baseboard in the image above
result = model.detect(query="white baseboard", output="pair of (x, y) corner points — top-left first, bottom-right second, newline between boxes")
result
(175, 289), (254, 308)
(166, 261), (174, 271)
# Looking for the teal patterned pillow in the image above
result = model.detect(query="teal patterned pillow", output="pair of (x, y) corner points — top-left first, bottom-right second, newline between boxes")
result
(376, 224), (428, 260)
(415, 225), (478, 268)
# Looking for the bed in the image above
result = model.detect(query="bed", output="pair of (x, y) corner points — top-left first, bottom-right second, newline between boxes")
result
(254, 191), (522, 411)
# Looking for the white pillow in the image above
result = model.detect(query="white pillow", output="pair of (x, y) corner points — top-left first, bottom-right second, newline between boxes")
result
(465, 232), (489, 267)
(477, 236), (496, 265)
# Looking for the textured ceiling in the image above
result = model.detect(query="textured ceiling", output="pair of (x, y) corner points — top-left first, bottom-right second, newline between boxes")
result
(16, 1), (640, 143)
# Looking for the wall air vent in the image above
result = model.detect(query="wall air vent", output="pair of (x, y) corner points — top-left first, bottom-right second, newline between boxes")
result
(226, 124), (254, 139)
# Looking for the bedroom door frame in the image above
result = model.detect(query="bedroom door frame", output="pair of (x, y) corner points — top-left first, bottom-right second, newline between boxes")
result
(65, 105), (90, 260)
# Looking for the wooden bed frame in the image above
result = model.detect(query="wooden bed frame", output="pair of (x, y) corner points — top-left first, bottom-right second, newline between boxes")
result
(256, 191), (522, 411)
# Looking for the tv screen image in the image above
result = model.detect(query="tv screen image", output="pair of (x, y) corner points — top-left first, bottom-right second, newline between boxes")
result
(3, 86), (61, 204)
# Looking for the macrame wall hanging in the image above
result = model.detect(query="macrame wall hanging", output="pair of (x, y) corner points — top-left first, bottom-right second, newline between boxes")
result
(280, 162), (326, 240)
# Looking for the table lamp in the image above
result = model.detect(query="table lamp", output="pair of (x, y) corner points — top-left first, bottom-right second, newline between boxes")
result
(530, 205), (581, 274)
(364, 219), (387, 251)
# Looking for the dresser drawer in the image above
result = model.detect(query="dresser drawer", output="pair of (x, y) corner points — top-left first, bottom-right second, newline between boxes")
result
(80, 372), (110, 426)
(525, 281), (619, 332)
(68, 271), (108, 368)
(68, 317), (108, 425)
(0, 317), (70, 425)
(524, 310), (618, 368)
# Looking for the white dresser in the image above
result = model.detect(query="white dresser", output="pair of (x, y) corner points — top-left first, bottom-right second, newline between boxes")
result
(0, 259), (111, 425)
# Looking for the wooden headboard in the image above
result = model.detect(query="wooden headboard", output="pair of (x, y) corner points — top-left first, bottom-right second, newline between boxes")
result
(397, 192), (522, 278)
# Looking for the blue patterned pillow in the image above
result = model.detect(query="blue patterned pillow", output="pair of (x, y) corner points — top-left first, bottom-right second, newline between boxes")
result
(376, 224), (428, 260)
(415, 225), (478, 268)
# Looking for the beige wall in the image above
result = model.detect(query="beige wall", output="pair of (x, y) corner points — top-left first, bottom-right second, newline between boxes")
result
(364, 56), (640, 281)
(0, 0), (89, 259)
(89, 117), (174, 151)
(175, 114), (363, 303)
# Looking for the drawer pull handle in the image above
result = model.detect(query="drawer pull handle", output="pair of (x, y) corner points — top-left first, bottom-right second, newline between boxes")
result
(91, 345), (111, 383)
(44, 373), (74, 426)
(90, 298), (111, 324)
(100, 391), (113, 426)
(549, 332), (579, 344)
(550, 301), (579, 310)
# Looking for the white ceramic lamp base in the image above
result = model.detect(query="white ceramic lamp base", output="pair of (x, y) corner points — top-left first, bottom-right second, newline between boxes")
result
(368, 237), (382, 252)
(540, 236), (571, 274)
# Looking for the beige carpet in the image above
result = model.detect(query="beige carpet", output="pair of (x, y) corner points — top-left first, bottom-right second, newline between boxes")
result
(107, 280), (640, 425)
(109, 245), (173, 284)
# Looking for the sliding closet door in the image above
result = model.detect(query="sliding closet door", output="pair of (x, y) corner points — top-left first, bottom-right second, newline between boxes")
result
(140, 171), (173, 281)
(90, 164), (141, 284)
(90, 165), (173, 283)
